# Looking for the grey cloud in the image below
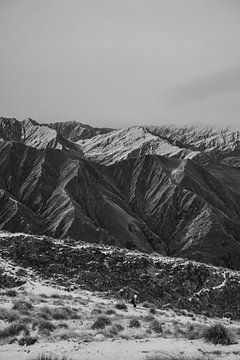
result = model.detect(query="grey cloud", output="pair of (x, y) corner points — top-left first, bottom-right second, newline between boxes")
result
(170, 64), (240, 106)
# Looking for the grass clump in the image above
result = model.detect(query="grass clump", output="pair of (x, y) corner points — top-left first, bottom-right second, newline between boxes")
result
(13, 299), (33, 313)
(203, 323), (236, 345)
(0, 321), (29, 339)
(30, 355), (69, 360)
(115, 302), (128, 311)
(39, 306), (80, 320)
(0, 307), (20, 322)
(149, 319), (163, 333)
(129, 318), (141, 328)
(37, 319), (57, 333)
(91, 316), (111, 329)
(109, 323), (124, 336)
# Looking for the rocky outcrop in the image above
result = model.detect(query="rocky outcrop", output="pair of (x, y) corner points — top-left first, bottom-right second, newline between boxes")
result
(1, 232), (240, 319)
(47, 121), (113, 142)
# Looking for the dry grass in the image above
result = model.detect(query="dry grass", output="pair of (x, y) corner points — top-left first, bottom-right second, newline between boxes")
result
(38, 306), (80, 320)
(13, 299), (33, 313)
(30, 355), (70, 360)
(0, 307), (20, 322)
(0, 321), (29, 339)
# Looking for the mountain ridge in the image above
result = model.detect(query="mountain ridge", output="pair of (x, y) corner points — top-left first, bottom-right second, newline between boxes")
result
(1, 117), (240, 269)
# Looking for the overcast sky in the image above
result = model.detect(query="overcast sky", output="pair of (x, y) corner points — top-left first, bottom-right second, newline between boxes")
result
(0, 0), (240, 128)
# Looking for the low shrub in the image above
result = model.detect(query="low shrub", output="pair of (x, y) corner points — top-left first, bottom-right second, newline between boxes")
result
(91, 316), (111, 329)
(115, 302), (128, 311)
(203, 323), (236, 345)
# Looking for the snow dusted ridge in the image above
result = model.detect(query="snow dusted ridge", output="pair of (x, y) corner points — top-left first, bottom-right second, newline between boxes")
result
(77, 123), (240, 166)
(77, 126), (199, 165)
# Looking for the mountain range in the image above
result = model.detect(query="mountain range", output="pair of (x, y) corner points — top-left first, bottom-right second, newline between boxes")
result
(1, 116), (240, 269)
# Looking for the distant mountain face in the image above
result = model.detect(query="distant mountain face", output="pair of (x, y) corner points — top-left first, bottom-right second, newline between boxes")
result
(1, 116), (240, 269)
(47, 121), (113, 142)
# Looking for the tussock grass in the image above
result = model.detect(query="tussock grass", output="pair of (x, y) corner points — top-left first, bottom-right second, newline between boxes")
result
(0, 321), (29, 339)
(149, 319), (163, 333)
(91, 316), (111, 329)
(13, 299), (33, 313)
(38, 306), (80, 320)
(0, 307), (20, 322)
(115, 302), (128, 311)
(30, 355), (70, 360)
(203, 323), (236, 345)
(37, 319), (57, 333)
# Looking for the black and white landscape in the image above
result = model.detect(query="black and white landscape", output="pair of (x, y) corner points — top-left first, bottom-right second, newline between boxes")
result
(1, 0), (240, 359)
(0, 117), (240, 359)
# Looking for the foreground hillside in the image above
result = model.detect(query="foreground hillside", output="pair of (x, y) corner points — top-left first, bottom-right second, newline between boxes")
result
(1, 232), (240, 320)
(0, 231), (240, 360)
(1, 117), (240, 269)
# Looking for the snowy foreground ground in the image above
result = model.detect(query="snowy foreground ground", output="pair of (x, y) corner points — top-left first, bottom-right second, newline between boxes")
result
(0, 283), (240, 360)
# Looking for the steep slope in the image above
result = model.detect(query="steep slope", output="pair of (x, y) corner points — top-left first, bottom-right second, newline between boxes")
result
(1, 232), (240, 320)
(47, 120), (113, 141)
(0, 117), (83, 154)
(21, 118), (83, 153)
(0, 140), (165, 254)
(0, 117), (22, 141)
(78, 126), (198, 165)
(147, 124), (240, 166)
(108, 155), (240, 269)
